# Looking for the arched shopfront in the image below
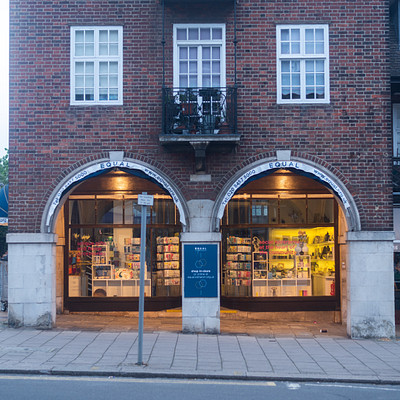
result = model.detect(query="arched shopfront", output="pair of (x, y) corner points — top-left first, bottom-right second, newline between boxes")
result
(208, 156), (360, 316)
(44, 155), (189, 313)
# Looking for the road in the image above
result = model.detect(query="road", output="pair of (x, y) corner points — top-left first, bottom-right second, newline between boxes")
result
(0, 375), (399, 400)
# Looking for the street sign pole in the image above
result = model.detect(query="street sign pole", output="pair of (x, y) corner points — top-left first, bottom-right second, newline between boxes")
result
(136, 192), (153, 366)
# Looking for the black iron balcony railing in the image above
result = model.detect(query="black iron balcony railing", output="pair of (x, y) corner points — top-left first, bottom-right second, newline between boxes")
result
(162, 87), (237, 135)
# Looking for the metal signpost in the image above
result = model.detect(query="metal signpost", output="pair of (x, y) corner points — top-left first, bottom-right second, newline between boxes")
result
(136, 192), (153, 365)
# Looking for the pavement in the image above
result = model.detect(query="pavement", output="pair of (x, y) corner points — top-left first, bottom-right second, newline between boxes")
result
(0, 310), (400, 384)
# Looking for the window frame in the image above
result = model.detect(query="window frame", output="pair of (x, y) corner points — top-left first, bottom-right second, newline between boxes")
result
(173, 23), (226, 89)
(70, 26), (123, 106)
(276, 24), (330, 104)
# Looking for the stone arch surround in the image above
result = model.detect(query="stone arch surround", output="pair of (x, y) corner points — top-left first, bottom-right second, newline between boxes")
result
(40, 152), (190, 233)
(211, 153), (361, 232)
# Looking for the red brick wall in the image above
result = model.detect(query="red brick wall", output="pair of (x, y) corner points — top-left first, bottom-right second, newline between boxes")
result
(9, 0), (392, 232)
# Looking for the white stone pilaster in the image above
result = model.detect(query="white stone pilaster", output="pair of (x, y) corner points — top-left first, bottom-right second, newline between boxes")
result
(181, 200), (221, 333)
(7, 233), (58, 329)
(347, 231), (395, 338)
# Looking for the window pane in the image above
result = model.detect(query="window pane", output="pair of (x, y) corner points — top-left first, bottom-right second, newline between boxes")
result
(179, 76), (188, 87)
(99, 43), (108, 56)
(212, 47), (220, 59)
(202, 61), (210, 74)
(99, 62), (108, 73)
(292, 87), (300, 99)
(282, 87), (290, 99)
(280, 199), (306, 224)
(99, 76), (108, 88)
(177, 28), (187, 40)
(316, 42), (324, 54)
(291, 61), (300, 72)
(75, 88), (84, 101)
(281, 61), (290, 72)
(110, 30), (118, 42)
(212, 28), (222, 39)
(75, 30), (84, 42)
(308, 199), (334, 224)
(305, 42), (314, 54)
(110, 75), (118, 87)
(282, 74), (290, 86)
(189, 61), (197, 73)
(189, 47), (197, 59)
(109, 88), (118, 100)
(85, 89), (94, 101)
(85, 43), (94, 56)
(86, 76), (94, 87)
(109, 62), (118, 73)
(316, 87), (325, 99)
(291, 42), (300, 54)
(86, 30), (94, 42)
(200, 28), (210, 40)
(99, 89), (108, 100)
(281, 29), (289, 41)
(109, 43), (118, 56)
(316, 73), (324, 85)
(99, 30), (108, 42)
(305, 29), (314, 41)
(203, 75), (211, 87)
(75, 75), (84, 87)
(69, 200), (96, 224)
(291, 29), (300, 41)
(306, 87), (315, 99)
(315, 29), (324, 41)
(75, 43), (84, 56)
(212, 61), (220, 73)
(227, 198), (251, 224)
(281, 42), (290, 54)
(97, 200), (123, 224)
(189, 75), (197, 87)
(202, 47), (210, 59)
(212, 75), (220, 87)
(306, 60), (314, 72)
(180, 61), (188, 73)
(179, 47), (188, 59)
(292, 74), (300, 86)
(316, 60), (324, 72)
(306, 74), (314, 85)
(188, 28), (198, 40)
(86, 62), (94, 73)
(252, 199), (278, 224)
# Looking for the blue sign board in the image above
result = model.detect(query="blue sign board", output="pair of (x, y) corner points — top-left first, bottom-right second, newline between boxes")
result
(184, 243), (218, 298)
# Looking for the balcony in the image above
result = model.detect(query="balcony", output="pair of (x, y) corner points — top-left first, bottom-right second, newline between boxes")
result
(160, 87), (240, 171)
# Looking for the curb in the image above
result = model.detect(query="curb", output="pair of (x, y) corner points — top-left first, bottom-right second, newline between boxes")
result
(0, 367), (400, 386)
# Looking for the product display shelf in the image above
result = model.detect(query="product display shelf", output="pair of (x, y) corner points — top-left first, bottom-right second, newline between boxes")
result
(92, 241), (151, 297)
(156, 236), (181, 296)
(224, 236), (252, 296)
(253, 252), (312, 297)
(252, 251), (268, 296)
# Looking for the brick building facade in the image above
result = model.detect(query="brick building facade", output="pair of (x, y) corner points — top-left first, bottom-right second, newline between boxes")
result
(8, 0), (395, 338)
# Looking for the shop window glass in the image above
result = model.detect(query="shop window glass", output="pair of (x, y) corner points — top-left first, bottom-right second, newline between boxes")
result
(227, 198), (251, 225)
(67, 194), (181, 299)
(153, 199), (176, 225)
(124, 200), (151, 225)
(222, 228), (252, 297)
(279, 198), (306, 224)
(222, 225), (336, 299)
(97, 200), (123, 224)
(308, 198), (334, 224)
(251, 199), (278, 224)
(69, 200), (96, 225)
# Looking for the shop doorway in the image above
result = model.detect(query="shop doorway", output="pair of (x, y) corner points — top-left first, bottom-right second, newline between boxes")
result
(63, 170), (183, 312)
(219, 169), (341, 313)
